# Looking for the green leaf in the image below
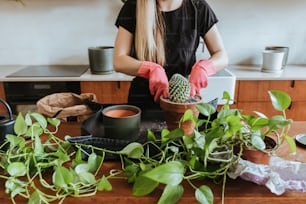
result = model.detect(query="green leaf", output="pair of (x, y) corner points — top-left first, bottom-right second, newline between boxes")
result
(47, 117), (61, 127)
(73, 148), (85, 165)
(132, 175), (159, 196)
(224, 115), (244, 137)
(34, 134), (44, 155)
(143, 161), (185, 185)
(161, 129), (170, 143)
(52, 166), (73, 188)
(7, 162), (27, 177)
(97, 176), (112, 191)
(119, 142), (144, 159)
(5, 134), (25, 149)
(284, 135), (296, 154)
(30, 112), (48, 129)
(124, 164), (140, 183)
(14, 112), (27, 136)
(147, 129), (156, 142)
(181, 109), (194, 122)
(195, 185), (214, 204)
(248, 117), (270, 130)
(75, 163), (90, 174)
(11, 186), (27, 200)
(269, 116), (292, 129)
(268, 90), (291, 111)
(165, 128), (185, 140)
(26, 125), (43, 137)
(251, 132), (266, 150)
(88, 152), (102, 172)
(194, 131), (205, 149)
(196, 103), (216, 117)
(158, 184), (184, 204)
(28, 190), (43, 204)
(78, 171), (96, 184)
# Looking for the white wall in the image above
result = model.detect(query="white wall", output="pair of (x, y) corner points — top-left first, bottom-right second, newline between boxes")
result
(0, 0), (305, 66)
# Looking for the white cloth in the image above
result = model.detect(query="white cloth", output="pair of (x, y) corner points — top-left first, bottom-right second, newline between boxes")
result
(228, 156), (306, 195)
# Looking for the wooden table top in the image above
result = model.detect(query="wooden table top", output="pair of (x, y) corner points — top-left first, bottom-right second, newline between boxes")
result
(1, 121), (306, 204)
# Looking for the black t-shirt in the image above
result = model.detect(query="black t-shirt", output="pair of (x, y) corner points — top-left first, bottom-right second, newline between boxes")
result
(115, 0), (218, 77)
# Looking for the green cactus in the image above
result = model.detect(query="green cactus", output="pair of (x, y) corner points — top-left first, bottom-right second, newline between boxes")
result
(168, 73), (191, 103)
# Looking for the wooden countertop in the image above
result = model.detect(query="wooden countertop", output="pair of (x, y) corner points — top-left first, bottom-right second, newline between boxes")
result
(1, 122), (306, 204)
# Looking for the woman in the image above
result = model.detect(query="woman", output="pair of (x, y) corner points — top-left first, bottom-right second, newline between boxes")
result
(113, 0), (228, 113)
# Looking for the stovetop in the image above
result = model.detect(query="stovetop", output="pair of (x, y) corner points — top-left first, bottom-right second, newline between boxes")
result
(6, 65), (89, 78)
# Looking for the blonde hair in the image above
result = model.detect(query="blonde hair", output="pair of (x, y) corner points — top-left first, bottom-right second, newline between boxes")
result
(135, 0), (165, 66)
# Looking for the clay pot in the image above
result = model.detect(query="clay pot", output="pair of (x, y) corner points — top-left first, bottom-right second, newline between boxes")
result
(102, 105), (141, 141)
(159, 95), (202, 136)
(240, 136), (276, 165)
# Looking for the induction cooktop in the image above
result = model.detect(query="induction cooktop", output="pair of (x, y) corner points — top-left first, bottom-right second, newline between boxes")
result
(6, 65), (89, 77)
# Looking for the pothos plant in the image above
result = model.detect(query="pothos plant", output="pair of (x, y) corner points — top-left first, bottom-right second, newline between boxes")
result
(0, 90), (295, 204)
(0, 112), (114, 204)
(116, 89), (295, 204)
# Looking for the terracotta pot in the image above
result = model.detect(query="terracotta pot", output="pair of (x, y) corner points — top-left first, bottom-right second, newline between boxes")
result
(159, 95), (202, 136)
(102, 105), (141, 141)
(240, 136), (276, 165)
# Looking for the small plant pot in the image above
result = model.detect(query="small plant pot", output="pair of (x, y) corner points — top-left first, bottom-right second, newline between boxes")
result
(240, 136), (276, 165)
(102, 105), (141, 141)
(88, 46), (114, 75)
(159, 95), (202, 135)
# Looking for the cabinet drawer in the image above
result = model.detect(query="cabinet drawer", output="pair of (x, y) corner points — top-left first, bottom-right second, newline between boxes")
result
(80, 81), (131, 104)
(0, 82), (7, 114)
(237, 80), (306, 102)
(237, 101), (306, 121)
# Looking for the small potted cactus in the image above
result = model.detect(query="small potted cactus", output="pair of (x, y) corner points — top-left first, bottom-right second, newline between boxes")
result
(160, 73), (203, 135)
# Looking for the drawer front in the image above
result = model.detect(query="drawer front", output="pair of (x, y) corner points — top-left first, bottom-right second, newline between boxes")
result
(237, 101), (306, 121)
(237, 80), (306, 102)
(0, 82), (6, 114)
(81, 81), (131, 104)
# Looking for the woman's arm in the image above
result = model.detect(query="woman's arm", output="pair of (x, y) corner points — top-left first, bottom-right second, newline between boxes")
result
(113, 26), (141, 76)
(203, 24), (228, 72)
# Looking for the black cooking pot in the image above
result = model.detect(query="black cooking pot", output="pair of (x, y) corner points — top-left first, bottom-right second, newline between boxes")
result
(0, 98), (15, 150)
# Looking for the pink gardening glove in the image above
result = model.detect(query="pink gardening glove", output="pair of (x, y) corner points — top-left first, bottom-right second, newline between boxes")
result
(137, 61), (169, 101)
(189, 59), (216, 96)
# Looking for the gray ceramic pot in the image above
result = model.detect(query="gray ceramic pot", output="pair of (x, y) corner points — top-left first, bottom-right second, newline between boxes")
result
(102, 105), (141, 141)
(88, 46), (114, 74)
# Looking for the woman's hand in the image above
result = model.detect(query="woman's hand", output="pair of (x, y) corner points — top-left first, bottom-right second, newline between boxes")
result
(138, 61), (169, 101)
(189, 59), (216, 96)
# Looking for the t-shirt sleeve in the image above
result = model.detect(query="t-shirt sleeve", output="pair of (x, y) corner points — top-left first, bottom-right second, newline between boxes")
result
(196, 0), (219, 36)
(114, 0), (137, 34)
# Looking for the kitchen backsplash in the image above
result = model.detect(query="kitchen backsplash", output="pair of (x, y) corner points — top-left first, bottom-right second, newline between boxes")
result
(0, 0), (305, 66)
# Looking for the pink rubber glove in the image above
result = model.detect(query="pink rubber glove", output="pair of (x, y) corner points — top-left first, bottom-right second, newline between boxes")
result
(189, 59), (216, 96)
(137, 61), (169, 101)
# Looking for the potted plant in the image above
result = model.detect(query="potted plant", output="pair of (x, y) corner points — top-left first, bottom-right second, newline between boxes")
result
(117, 89), (296, 204)
(160, 73), (203, 135)
(0, 89), (296, 204)
(235, 90), (295, 164)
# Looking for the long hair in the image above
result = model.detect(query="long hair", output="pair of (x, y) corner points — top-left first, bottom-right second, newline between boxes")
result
(135, 0), (165, 66)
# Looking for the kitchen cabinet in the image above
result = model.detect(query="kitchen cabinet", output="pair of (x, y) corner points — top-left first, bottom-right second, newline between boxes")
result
(0, 82), (7, 114)
(80, 81), (131, 104)
(235, 80), (306, 121)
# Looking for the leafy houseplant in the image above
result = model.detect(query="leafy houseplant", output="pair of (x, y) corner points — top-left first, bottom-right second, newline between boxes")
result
(236, 90), (295, 164)
(0, 112), (113, 204)
(0, 90), (296, 204)
(119, 89), (296, 204)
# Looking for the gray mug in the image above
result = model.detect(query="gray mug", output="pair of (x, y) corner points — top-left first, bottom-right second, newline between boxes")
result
(265, 46), (289, 69)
